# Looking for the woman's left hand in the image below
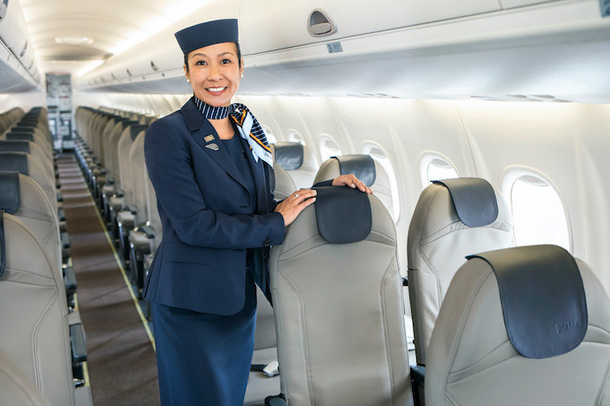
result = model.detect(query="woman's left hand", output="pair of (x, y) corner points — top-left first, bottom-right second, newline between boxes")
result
(332, 174), (373, 194)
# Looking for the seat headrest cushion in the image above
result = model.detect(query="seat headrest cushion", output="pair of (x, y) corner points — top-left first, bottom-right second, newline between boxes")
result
(0, 153), (28, 176)
(130, 124), (148, 140)
(10, 127), (35, 132)
(467, 245), (588, 359)
(0, 211), (4, 277)
(0, 172), (20, 214)
(6, 133), (34, 142)
(333, 155), (376, 187)
(433, 178), (498, 227)
(274, 142), (304, 170)
(0, 140), (30, 153)
(313, 186), (372, 244)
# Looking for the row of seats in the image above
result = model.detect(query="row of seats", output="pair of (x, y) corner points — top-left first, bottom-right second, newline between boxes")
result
(0, 107), (93, 406)
(73, 104), (610, 406)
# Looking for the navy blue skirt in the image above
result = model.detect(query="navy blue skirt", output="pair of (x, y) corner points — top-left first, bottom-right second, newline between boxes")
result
(152, 271), (257, 406)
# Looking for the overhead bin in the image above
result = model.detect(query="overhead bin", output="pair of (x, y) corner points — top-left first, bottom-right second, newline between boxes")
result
(499, 0), (559, 9)
(238, 0), (501, 55)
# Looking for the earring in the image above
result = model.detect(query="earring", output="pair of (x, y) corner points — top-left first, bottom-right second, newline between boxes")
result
(240, 74), (244, 78)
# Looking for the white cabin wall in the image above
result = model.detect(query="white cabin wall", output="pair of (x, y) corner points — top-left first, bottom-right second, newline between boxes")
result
(457, 101), (610, 293)
(0, 91), (44, 113)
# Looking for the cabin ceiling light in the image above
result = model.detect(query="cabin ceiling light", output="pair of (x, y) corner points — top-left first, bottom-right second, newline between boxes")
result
(55, 37), (94, 45)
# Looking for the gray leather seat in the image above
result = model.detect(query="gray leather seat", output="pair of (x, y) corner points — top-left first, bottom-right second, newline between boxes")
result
(407, 178), (514, 366)
(272, 142), (319, 190)
(313, 154), (395, 220)
(268, 186), (411, 406)
(0, 345), (52, 406)
(0, 212), (92, 405)
(426, 245), (610, 406)
(272, 164), (296, 201)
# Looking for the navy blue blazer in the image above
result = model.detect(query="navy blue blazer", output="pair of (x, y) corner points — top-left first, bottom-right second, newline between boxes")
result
(143, 98), (285, 316)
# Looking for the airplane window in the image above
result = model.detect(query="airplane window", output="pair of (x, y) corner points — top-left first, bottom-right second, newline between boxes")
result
(288, 130), (305, 145)
(261, 125), (277, 144)
(362, 142), (401, 221)
(420, 154), (459, 189)
(509, 175), (571, 251)
(319, 134), (342, 161)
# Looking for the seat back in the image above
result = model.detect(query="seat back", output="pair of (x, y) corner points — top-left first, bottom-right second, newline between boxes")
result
(272, 164), (296, 201)
(117, 124), (145, 203)
(272, 142), (319, 189)
(0, 345), (52, 406)
(407, 178), (513, 365)
(0, 172), (62, 273)
(426, 245), (610, 406)
(0, 212), (74, 406)
(128, 129), (148, 224)
(313, 155), (394, 219)
(270, 187), (411, 406)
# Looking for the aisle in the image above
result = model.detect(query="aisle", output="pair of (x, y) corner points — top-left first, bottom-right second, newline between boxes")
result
(57, 153), (160, 406)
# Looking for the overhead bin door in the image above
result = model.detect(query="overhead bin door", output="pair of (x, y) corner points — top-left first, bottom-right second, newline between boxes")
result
(239, 0), (501, 55)
(0, 0), (29, 51)
(499, 0), (559, 8)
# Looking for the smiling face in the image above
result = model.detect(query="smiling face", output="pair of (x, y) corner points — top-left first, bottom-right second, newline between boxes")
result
(184, 42), (244, 107)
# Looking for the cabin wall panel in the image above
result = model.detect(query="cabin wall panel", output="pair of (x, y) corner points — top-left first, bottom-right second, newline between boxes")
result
(456, 101), (610, 294)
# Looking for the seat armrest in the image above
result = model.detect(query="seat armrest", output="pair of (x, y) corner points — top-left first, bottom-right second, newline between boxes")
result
(58, 208), (66, 222)
(140, 225), (155, 239)
(70, 323), (88, 365)
(411, 365), (426, 406)
(265, 394), (287, 406)
(123, 204), (138, 215)
(114, 188), (125, 198)
(61, 232), (71, 249)
(64, 265), (77, 296)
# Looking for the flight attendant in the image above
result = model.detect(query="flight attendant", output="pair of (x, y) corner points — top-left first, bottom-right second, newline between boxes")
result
(143, 19), (371, 406)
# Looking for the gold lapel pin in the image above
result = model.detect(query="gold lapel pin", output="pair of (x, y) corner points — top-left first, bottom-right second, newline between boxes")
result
(204, 135), (215, 143)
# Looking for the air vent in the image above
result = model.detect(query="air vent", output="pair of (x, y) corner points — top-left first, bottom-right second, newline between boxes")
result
(0, 0), (8, 22)
(308, 9), (337, 37)
(111, 73), (116, 80)
(126, 68), (132, 77)
(150, 61), (158, 72)
(601, 0), (610, 17)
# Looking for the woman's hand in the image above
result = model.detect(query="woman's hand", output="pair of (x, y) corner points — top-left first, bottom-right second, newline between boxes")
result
(274, 189), (317, 226)
(332, 174), (373, 194)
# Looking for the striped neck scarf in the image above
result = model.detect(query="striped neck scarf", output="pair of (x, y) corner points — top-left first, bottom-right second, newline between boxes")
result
(194, 97), (273, 167)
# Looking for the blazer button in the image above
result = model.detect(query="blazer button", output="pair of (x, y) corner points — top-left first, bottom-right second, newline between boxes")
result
(263, 238), (271, 247)
(259, 209), (267, 215)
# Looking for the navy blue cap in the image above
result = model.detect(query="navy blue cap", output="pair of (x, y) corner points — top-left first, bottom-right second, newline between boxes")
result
(174, 19), (239, 54)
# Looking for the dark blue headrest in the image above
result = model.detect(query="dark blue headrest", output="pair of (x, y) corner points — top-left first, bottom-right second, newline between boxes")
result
(467, 245), (588, 359)
(333, 155), (376, 187)
(0, 211), (5, 278)
(312, 186), (372, 244)
(274, 142), (304, 170)
(433, 178), (498, 227)
(0, 172), (20, 214)
(175, 19), (239, 54)
(0, 140), (30, 153)
(6, 133), (34, 142)
(0, 152), (28, 175)
(130, 124), (148, 140)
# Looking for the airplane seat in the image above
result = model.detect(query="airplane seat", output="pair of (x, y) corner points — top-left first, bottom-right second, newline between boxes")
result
(108, 123), (146, 243)
(0, 212), (93, 406)
(0, 140), (54, 177)
(313, 154), (395, 219)
(426, 245), (610, 406)
(272, 164), (297, 200)
(115, 125), (147, 259)
(0, 345), (53, 406)
(407, 178), (514, 371)
(272, 142), (319, 190)
(89, 115), (123, 204)
(266, 186), (412, 406)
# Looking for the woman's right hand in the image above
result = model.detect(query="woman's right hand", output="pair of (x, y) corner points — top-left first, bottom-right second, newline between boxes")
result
(274, 189), (317, 226)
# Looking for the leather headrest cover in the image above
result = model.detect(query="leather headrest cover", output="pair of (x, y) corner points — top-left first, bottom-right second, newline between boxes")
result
(274, 142), (304, 170)
(130, 124), (148, 140)
(313, 186), (372, 244)
(0, 153), (28, 176)
(0, 211), (4, 277)
(0, 172), (20, 214)
(6, 133), (34, 142)
(433, 178), (498, 227)
(333, 155), (376, 187)
(274, 142), (303, 171)
(467, 245), (588, 359)
(0, 140), (30, 153)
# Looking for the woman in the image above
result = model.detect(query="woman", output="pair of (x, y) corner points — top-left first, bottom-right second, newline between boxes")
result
(143, 19), (372, 406)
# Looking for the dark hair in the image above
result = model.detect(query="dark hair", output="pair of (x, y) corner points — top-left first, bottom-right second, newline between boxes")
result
(184, 42), (242, 73)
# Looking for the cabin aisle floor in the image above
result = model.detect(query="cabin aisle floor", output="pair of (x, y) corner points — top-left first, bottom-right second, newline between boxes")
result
(57, 153), (160, 406)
